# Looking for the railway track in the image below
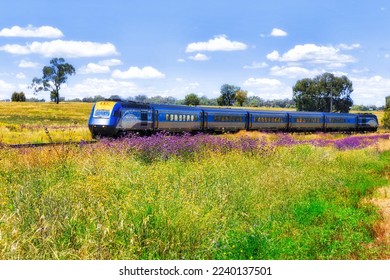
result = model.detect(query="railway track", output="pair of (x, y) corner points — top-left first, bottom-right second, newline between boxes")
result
(0, 140), (97, 149)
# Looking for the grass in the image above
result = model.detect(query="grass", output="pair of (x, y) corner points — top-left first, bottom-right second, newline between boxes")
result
(0, 102), (389, 259)
(0, 135), (389, 259)
(0, 102), (93, 144)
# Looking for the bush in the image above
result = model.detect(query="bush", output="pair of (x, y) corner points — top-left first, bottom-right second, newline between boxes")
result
(11, 92), (26, 102)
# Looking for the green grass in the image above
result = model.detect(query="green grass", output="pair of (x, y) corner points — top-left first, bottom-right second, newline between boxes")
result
(0, 143), (388, 259)
(0, 102), (389, 259)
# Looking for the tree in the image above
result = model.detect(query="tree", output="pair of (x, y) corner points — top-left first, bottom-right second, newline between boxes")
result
(235, 89), (248, 106)
(184, 93), (200, 106)
(384, 96), (390, 129)
(11, 91), (26, 102)
(31, 58), (75, 104)
(293, 72), (353, 112)
(217, 84), (240, 106)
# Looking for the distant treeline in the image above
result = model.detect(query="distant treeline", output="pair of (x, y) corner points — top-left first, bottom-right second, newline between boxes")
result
(3, 94), (384, 110)
(69, 94), (297, 108)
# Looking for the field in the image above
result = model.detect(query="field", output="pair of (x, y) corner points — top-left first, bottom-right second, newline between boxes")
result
(0, 102), (93, 144)
(0, 102), (389, 260)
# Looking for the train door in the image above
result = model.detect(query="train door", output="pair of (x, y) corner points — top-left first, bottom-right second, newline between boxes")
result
(140, 111), (148, 127)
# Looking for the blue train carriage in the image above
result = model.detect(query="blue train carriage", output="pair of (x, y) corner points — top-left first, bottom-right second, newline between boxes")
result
(201, 107), (247, 132)
(357, 113), (379, 132)
(247, 110), (288, 131)
(324, 112), (358, 132)
(152, 104), (203, 132)
(88, 100), (123, 137)
(288, 112), (325, 131)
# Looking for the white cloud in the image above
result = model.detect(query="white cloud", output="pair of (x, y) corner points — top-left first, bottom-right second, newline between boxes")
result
(270, 66), (322, 78)
(79, 59), (122, 74)
(177, 58), (186, 63)
(270, 28), (288, 37)
(62, 78), (139, 99)
(244, 77), (282, 87)
(16, 72), (26, 79)
(186, 35), (247, 52)
(266, 44), (356, 66)
(188, 53), (209, 61)
(18, 59), (40, 68)
(112, 66), (165, 79)
(79, 63), (110, 74)
(0, 80), (15, 99)
(0, 25), (64, 38)
(351, 75), (390, 106)
(98, 59), (122, 66)
(243, 78), (291, 100)
(0, 40), (118, 57)
(338, 43), (360, 50)
(243, 61), (268, 69)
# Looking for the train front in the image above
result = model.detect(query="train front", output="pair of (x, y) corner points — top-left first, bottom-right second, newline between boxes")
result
(88, 101), (122, 137)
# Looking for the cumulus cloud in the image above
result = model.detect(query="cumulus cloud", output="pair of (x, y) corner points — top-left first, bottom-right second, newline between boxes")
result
(112, 66), (165, 79)
(78, 59), (123, 74)
(18, 59), (40, 68)
(62, 78), (139, 99)
(188, 53), (209, 61)
(0, 40), (118, 57)
(270, 66), (322, 78)
(98, 59), (122, 66)
(186, 35), (247, 52)
(79, 63), (110, 74)
(351, 75), (390, 106)
(0, 80), (15, 99)
(266, 44), (356, 66)
(16, 72), (26, 79)
(243, 61), (268, 69)
(0, 25), (64, 38)
(244, 77), (282, 87)
(270, 28), (288, 37)
(243, 78), (291, 100)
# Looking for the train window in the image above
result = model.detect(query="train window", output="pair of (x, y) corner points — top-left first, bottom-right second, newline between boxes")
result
(166, 114), (170, 121)
(174, 115), (178, 121)
(194, 115), (198, 121)
(94, 109), (111, 118)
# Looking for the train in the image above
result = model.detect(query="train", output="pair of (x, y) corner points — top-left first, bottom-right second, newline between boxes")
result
(88, 100), (379, 138)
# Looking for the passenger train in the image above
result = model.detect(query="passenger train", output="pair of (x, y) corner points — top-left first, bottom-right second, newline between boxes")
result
(88, 100), (379, 138)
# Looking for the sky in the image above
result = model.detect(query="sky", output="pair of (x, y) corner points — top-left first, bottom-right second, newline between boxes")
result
(0, 0), (389, 106)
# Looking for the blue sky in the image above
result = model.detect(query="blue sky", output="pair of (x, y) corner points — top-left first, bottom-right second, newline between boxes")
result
(0, 0), (389, 106)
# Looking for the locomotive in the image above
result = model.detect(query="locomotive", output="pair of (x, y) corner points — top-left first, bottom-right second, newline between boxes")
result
(88, 100), (379, 138)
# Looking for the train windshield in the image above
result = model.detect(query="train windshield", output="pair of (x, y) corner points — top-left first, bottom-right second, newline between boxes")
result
(93, 109), (111, 118)
(93, 101), (117, 118)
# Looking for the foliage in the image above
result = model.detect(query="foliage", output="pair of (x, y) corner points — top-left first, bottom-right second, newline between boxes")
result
(11, 91), (26, 102)
(31, 58), (76, 104)
(383, 109), (390, 129)
(184, 93), (200, 106)
(235, 89), (248, 107)
(293, 72), (353, 112)
(217, 84), (240, 106)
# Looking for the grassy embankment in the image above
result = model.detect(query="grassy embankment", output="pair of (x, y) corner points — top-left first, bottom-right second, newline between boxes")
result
(0, 102), (389, 259)
(0, 133), (389, 259)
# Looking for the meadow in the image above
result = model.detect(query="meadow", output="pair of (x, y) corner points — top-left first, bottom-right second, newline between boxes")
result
(0, 102), (389, 260)
(0, 102), (93, 144)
